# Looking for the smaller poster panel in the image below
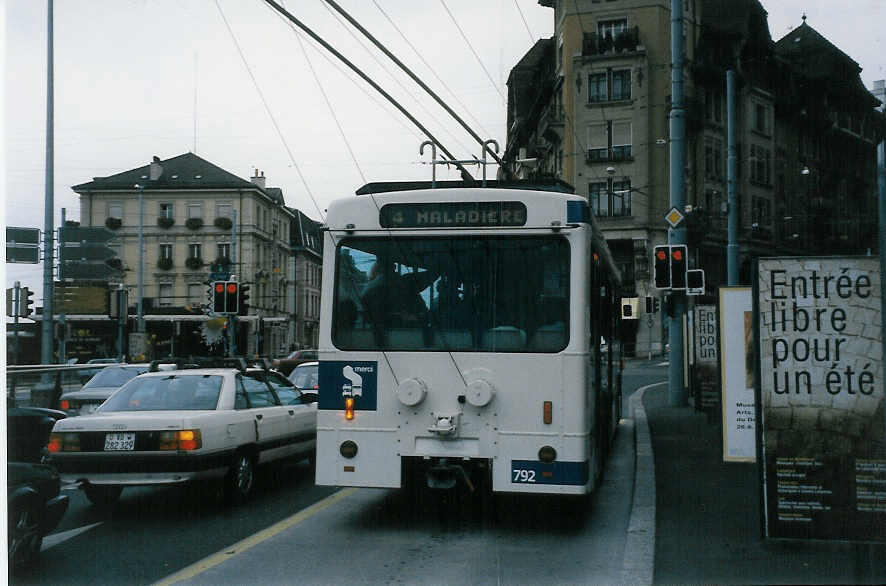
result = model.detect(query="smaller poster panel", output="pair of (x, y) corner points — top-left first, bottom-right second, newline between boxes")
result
(719, 287), (756, 463)
(756, 257), (884, 542)
(694, 305), (720, 412)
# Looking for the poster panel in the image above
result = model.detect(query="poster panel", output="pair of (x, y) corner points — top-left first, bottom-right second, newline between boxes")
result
(694, 305), (720, 413)
(719, 288), (756, 463)
(756, 257), (883, 541)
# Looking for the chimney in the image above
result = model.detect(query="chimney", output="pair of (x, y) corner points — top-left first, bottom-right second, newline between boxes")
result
(149, 156), (163, 180)
(251, 169), (266, 189)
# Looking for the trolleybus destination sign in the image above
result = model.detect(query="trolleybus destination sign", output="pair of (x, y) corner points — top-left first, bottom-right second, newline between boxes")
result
(755, 257), (884, 542)
(379, 201), (527, 228)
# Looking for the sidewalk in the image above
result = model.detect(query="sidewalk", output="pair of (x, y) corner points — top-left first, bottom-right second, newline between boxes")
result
(637, 384), (886, 585)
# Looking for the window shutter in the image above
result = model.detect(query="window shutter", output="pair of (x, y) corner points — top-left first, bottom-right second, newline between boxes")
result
(588, 124), (607, 149)
(612, 121), (632, 146)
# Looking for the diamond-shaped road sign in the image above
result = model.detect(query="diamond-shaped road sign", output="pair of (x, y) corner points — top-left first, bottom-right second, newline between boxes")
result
(664, 207), (685, 228)
(59, 226), (120, 280)
(6, 227), (41, 263)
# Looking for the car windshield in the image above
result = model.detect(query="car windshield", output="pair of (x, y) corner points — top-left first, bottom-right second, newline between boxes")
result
(100, 374), (223, 412)
(289, 364), (318, 390)
(82, 366), (147, 388)
(332, 236), (570, 352)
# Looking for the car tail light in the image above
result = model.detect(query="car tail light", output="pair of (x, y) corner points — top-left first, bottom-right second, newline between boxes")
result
(158, 430), (202, 451)
(59, 399), (70, 410)
(48, 432), (80, 452)
(344, 397), (355, 421)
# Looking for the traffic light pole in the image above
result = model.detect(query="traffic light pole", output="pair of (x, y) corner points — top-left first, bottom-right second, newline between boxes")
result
(668, 0), (688, 407)
(13, 281), (21, 365)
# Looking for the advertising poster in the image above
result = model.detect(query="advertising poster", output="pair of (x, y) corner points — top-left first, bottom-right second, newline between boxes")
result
(756, 258), (884, 541)
(694, 305), (719, 412)
(719, 287), (756, 463)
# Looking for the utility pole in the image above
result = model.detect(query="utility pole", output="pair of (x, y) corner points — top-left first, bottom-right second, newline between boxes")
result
(228, 209), (238, 357)
(13, 281), (21, 365)
(668, 0), (687, 406)
(727, 69), (739, 285)
(41, 0), (55, 366)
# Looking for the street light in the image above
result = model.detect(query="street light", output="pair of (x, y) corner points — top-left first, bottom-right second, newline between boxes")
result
(135, 183), (145, 332)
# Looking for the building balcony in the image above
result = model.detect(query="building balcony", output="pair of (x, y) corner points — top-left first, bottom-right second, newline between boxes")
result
(582, 28), (640, 57)
(586, 148), (634, 164)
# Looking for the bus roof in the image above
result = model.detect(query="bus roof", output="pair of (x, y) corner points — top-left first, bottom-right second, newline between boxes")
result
(356, 179), (575, 195)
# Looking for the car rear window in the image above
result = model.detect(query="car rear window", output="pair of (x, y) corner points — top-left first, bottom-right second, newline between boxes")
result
(100, 375), (223, 412)
(82, 366), (148, 388)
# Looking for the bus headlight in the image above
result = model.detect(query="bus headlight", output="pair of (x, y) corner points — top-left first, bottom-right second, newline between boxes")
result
(340, 440), (358, 459)
(538, 445), (557, 463)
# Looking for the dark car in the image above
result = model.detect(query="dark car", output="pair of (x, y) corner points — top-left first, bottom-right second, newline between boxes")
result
(7, 407), (70, 569)
(59, 363), (150, 416)
(272, 349), (318, 376)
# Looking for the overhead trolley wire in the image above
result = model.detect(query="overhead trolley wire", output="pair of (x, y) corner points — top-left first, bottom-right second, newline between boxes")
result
(319, 1), (475, 160)
(281, 0), (367, 184)
(214, 0), (327, 221)
(261, 0), (476, 183)
(512, 0), (536, 44)
(321, 0), (507, 176)
(438, 0), (506, 105)
(370, 0), (492, 139)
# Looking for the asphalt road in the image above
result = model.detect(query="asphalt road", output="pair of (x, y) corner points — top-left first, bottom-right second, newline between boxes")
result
(14, 358), (666, 586)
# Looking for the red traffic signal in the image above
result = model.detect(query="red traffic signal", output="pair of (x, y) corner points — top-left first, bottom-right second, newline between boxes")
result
(653, 245), (671, 289)
(670, 244), (688, 289)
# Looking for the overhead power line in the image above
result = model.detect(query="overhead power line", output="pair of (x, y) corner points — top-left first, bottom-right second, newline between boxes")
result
(513, 0), (536, 44)
(214, 0), (327, 221)
(321, 0), (506, 174)
(371, 0), (492, 138)
(261, 0), (476, 183)
(438, 0), (506, 104)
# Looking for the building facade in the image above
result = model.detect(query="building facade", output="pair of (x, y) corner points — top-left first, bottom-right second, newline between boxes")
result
(288, 208), (323, 350)
(506, 0), (885, 355)
(73, 153), (299, 358)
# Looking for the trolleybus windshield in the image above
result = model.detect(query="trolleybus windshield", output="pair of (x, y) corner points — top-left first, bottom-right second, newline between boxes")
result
(332, 236), (569, 352)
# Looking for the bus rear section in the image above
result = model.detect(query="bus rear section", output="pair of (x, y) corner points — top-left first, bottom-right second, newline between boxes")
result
(315, 189), (604, 495)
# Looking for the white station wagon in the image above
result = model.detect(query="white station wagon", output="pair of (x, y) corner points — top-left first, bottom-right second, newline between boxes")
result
(47, 361), (316, 506)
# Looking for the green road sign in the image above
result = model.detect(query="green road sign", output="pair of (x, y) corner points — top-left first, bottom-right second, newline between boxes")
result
(6, 227), (41, 264)
(59, 226), (119, 280)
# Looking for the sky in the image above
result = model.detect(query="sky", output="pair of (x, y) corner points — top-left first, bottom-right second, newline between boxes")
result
(3, 0), (885, 305)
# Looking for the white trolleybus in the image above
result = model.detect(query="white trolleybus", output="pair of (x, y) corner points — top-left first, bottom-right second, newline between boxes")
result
(316, 182), (623, 495)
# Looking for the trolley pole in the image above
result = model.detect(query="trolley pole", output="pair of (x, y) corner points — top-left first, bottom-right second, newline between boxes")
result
(668, 0), (688, 406)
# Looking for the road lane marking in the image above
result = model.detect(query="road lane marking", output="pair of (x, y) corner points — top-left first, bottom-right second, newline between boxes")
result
(153, 488), (358, 586)
(42, 522), (103, 551)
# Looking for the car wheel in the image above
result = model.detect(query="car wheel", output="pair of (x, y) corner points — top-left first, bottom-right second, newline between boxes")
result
(225, 451), (255, 503)
(84, 485), (123, 507)
(8, 497), (43, 568)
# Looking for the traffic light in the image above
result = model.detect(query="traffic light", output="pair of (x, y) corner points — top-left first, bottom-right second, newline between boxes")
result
(645, 296), (653, 313)
(212, 281), (227, 313)
(653, 297), (660, 313)
(238, 284), (250, 315)
(645, 296), (660, 314)
(19, 287), (34, 317)
(653, 245), (670, 289)
(224, 282), (239, 314)
(6, 288), (13, 317)
(670, 244), (688, 289)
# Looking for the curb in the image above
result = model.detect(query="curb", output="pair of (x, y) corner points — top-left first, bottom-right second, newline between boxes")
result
(620, 382), (665, 586)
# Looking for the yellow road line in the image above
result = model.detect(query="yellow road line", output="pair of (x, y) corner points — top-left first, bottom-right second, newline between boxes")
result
(154, 488), (358, 585)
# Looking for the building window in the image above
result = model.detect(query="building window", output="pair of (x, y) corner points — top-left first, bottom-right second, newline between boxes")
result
(750, 144), (771, 185)
(704, 89), (722, 123)
(597, 18), (627, 40)
(217, 243), (231, 260)
(108, 202), (123, 219)
(588, 69), (631, 103)
(216, 202), (232, 219)
(705, 136), (724, 179)
(587, 121), (632, 161)
(158, 284), (173, 307)
(187, 202), (203, 219)
(590, 179), (632, 218)
(188, 243), (201, 259)
(159, 244), (173, 260)
(158, 203), (173, 219)
(188, 283), (203, 305)
(754, 103), (770, 135)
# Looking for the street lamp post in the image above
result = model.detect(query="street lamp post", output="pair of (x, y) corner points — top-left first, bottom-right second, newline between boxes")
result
(135, 183), (145, 332)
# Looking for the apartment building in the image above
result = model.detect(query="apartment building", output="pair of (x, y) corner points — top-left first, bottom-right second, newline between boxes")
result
(73, 152), (297, 358)
(506, 0), (884, 355)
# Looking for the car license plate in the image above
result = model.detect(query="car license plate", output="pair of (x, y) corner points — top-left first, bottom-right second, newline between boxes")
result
(104, 432), (135, 451)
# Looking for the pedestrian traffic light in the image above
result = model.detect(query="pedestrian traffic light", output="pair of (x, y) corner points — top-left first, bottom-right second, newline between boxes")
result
(238, 284), (250, 315)
(653, 297), (660, 313)
(670, 244), (688, 289)
(653, 245), (670, 289)
(225, 281), (239, 314)
(19, 287), (34, 317)
(645, 296), (653, 313)
(212, 281), (227, 313)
